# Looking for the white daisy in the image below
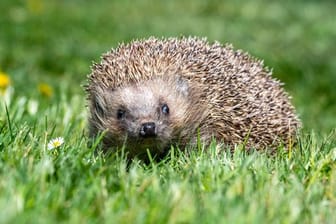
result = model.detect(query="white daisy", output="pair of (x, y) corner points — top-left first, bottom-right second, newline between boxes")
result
(47, 137), (64, 150)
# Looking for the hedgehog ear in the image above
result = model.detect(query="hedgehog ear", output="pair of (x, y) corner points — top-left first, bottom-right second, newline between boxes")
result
(91, 87), (109, 117)
(93, 96), (105, 117)
(175, 76), (189, 97)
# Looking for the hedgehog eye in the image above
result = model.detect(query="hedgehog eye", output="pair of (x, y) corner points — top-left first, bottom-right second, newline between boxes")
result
(161, 104), (169, 115)
(117, 109), (126, 120)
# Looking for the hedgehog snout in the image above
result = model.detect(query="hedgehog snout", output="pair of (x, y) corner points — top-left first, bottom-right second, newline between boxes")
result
(139, 122), (157, 138)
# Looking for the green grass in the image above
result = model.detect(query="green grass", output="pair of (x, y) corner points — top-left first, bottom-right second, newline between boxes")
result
(1, 0), (335, 223)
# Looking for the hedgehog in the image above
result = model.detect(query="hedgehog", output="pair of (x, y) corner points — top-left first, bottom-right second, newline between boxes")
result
(86, 37), (300, 159)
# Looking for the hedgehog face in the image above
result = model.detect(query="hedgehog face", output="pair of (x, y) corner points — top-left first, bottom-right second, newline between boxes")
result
(111, 83), (173, 150)
(89, 76), (195, 157)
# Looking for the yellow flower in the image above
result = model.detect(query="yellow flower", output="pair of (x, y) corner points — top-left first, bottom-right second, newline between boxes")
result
(38, 83), (53, 97)
(47, 137), (64, 150)
(27, 0), (44, 14)
(0, 71), (11, 90)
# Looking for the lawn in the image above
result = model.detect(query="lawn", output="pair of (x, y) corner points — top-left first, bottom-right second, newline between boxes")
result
(0, 0), (335, 223)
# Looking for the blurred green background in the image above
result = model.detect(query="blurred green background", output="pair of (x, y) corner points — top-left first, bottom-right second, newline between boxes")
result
(1, 0), (335, 134)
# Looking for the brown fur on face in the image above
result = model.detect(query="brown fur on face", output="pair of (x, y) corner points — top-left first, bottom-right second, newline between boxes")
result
(88, 75), (207, 158)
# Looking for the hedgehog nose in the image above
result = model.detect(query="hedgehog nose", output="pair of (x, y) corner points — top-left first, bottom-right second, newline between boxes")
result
(140, 122), (156, 138)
